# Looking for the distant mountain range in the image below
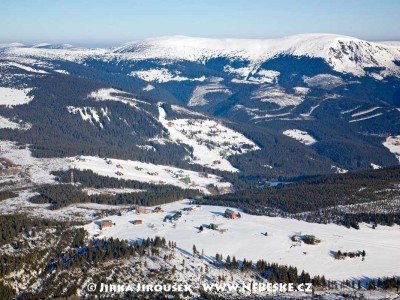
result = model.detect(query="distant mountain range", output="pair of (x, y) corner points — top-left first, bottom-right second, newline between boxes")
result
(1, 34), (400, 184)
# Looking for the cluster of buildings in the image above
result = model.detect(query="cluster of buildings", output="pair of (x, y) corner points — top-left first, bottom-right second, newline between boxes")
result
(104, 158), (125, 176)
(97, 205), (241, 234)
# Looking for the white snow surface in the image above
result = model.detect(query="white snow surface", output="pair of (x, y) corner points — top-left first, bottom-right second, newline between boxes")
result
(130, 68), (206, 83)
(282, 129), (317, 145)
(3, 34), (399, 78)
(351, 107), (381, 117)
(2, 61), (49, 74)
(188, 77), (231, 107)
(383, 136), (400, 163)
(0, 141), (67, 186)
(158, 105), (259, 172)
(0, 115), (31, 130)
(70, 155), (232, 194)
(349, 113), (383, 123)
(113, 34), (400, 77)
(67, 106), (109, 128)
(88, 88), (148, 106)
(370, 163), (382, 170)
(0, 87), (33, 106)
(84, 200), (400, 281)
(251, 86), (304, 108)
(303, 74), (344, 89)
(331, 165), (349, 174)
(142, 84), (155, 91)
(224, 66), (279, 84)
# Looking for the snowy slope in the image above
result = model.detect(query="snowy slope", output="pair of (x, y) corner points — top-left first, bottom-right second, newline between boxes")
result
(0, 87), (33, 106)
(158, 105), (259, 172)
(383, 136), (400, 163)
(0, 115), (31, 130)
(70, 155), (232, 194)
(84, 200), (400, 281)
(283, 129), (317, 145)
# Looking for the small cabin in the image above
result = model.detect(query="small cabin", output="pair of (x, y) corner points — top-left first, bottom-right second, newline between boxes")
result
(153, 207), (164, 213)
(133, 220), (142, 225)
(213, 160), (221, 165)
(100, 220), (113, 230)
(164, 211), (182, 222)
(107, 160), (113, 165)
(167, 121), (174, 127)
(116, 171), (123, 176)
(116, 164), (123, 169)
(225, 209), (237, 219)
(208, 223), (218, 230)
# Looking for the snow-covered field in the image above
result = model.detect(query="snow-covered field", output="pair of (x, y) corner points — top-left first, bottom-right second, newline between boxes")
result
(225, 66), (280, 84)
(0, 141), (67, 188)
(158, 105), (259, 172)
(0, 115), (31, 130)
(251, 86), (304, 108)
(188, 77), (231, 107)
(84, 200), (400, 281)
(282, 129), (317, 145)
(0, 87), (33, 106)
(88, 88), (148, 106)
(70, 155), (232, 194)
(2, 61), (49, 74)
(130, 68), (206, 83)
(383, 135), (400, 162)
(303, 74), (344, 89)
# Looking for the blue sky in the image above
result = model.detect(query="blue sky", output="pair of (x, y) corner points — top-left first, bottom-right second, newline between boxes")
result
(1, 0), (400, 46)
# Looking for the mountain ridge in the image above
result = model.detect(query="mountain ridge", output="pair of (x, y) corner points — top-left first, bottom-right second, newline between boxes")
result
(2, 33), (400, 77)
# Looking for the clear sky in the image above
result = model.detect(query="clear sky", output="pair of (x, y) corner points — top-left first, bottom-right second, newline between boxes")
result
(1, 0), (400, 46)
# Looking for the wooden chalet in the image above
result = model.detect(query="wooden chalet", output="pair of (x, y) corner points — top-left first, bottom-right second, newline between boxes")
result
(100, 220), (113, 230)
(153, 207), (164, 213)
(224, 209), (238, 219)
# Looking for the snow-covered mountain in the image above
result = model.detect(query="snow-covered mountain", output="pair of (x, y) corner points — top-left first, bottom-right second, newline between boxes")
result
(113, 34), (400, 77)
(2, 34), (400, 77)
(1, 33), (400, 176)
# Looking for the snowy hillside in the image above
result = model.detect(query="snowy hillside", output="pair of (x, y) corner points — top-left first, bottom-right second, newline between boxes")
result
(70, 155), (232, 194)
(383, 136), (400, 163)
(158, 105), (260, 172)
(0, 87), (33, 106)
(282, 129), (317, 146)
(84, 200), (400, 281)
